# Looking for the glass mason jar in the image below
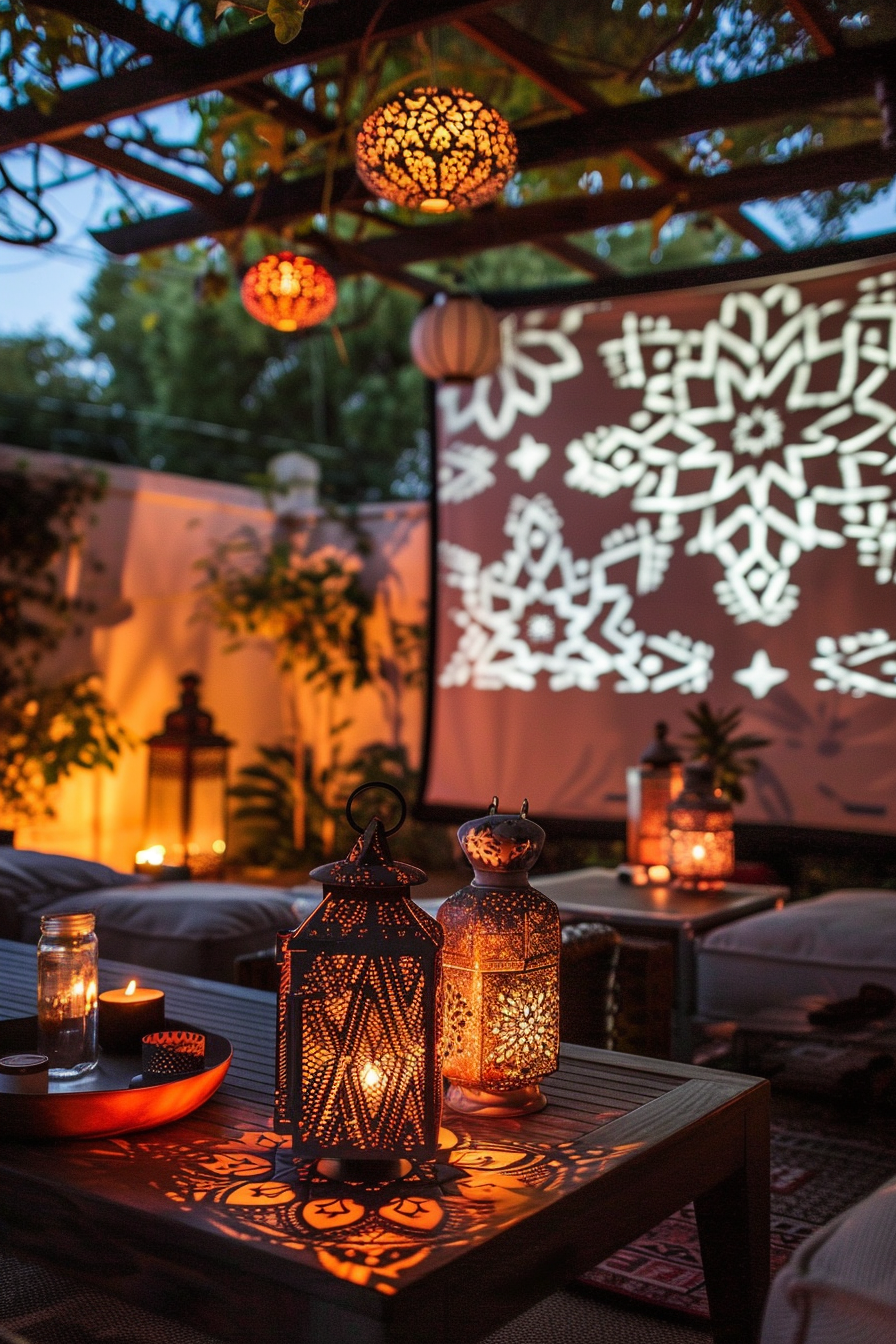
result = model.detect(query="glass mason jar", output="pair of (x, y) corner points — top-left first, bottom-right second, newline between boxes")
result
(37, 912), (99, 1078)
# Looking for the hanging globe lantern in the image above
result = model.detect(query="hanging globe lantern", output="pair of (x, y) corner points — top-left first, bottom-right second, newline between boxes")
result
(355, 86), (517, 214)
(240, 252), (337, 332)
(410, 293), (502, 383)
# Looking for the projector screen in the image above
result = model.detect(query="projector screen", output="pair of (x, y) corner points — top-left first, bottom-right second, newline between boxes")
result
(421, 257), (896, 835)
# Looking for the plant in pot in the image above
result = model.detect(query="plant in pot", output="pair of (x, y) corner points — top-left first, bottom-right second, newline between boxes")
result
(681, 701), (771, 803)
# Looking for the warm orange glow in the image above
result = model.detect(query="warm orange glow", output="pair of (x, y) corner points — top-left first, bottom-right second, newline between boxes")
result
(125, 980), (137, 997)
(439, 806), (560, 1115)
(136, 845), (165, 866)
(627, 723), (683, 875)
(355, 87), (517, 213)
(361, 1062), (383, 1090)
(241, 252), (337, 332)
(668, 762), (735, 890)
(410, 294), (501, 383)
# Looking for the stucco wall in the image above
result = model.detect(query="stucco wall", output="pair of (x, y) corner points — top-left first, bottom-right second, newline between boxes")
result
(0, 446), (428, 869)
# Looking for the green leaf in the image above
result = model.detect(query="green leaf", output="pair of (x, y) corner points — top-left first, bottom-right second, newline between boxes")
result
(267, 0), (305, 44)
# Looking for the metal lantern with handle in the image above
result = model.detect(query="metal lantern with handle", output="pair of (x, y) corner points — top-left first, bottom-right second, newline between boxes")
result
(439, 798), (560, 1118)
(275, 783), (443, 1180)
(668, 761), (735, 890)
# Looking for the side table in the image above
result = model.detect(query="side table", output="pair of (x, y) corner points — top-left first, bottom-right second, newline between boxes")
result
(537, 868), (789, 1061)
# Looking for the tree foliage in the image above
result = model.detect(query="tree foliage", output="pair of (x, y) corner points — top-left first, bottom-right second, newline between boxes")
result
(0, 464), (130, 821)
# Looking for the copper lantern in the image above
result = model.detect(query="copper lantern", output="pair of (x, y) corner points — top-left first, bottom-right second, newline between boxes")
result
(626, 722), (683, 885)
(355, 86), (517, 214)
(668, 762), (735, 890)
(140, 673), (232, 878)
(240, 252), (337, 332)
(275, 783), (443, 1180)
(439, 799), (560, 1118)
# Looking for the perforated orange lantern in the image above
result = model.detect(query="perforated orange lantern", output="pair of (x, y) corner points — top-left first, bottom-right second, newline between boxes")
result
(240, 252), (336, 332)
(410, 293), (501, 383)
(626, 722), (683, 884)
(668, 761), (735, 891)
(438, 798), (560, 1118)
(355, 86), (517, 214)
(275, 783), (443, 1180)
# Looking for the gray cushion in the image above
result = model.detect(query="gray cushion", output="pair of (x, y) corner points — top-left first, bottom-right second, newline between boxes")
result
(21, 882), (298, 982)
(0, 848), (138, 940)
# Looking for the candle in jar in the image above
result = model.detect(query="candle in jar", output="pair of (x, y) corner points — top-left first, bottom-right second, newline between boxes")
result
(98, 980), (165, 1054)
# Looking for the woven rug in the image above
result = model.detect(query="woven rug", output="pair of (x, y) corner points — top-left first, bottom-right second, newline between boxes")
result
(578, 1115), (896, 1320)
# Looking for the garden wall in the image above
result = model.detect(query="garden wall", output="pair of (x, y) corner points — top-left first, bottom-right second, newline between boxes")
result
(0, 445), (427, 871)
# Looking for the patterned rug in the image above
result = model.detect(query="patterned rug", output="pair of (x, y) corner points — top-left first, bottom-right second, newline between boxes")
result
(578, 1116), (896, 1320)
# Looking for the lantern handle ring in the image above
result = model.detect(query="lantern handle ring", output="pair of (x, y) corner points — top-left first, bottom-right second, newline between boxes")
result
(345, 781), (407, 836)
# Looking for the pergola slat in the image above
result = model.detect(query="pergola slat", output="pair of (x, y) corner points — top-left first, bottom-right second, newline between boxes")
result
(0, 0), (505, 154)
(55, 134), (224, 207)
(94, 137), (896, 261)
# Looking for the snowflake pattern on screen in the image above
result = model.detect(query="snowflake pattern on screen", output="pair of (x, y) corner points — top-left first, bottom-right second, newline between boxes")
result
(563, 273), (896, 627)
(811, 628), (896, 699)
(439, 492), (714, 694)
(439, 308), (585, 443)
(438, 442), (497, 504)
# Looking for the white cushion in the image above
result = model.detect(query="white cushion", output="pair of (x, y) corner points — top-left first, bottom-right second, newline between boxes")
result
(0, 848), (138, 940)
(697, 890), (896, 1019)
(22, 882), (298, 981)
(762, 1176), (896, 1344)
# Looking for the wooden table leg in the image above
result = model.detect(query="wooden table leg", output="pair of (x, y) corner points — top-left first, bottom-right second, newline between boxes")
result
(694, 1087), (771, 1344)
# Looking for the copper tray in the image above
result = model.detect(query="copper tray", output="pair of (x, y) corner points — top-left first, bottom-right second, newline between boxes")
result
(0, 1017), (232, 1140)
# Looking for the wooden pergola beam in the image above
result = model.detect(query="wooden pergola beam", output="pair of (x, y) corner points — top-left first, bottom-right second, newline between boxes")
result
(453, 11), (604, 113)
(535, 237), (616, 278)
(788, 0), (843, 56)
(42, 0), (331, 135)
(94, 136), (896, 257)
(56, 133), (224, 207)
(0, 0), (504, 154)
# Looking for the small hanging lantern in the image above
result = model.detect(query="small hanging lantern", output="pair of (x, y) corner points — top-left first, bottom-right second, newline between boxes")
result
(240, 252), (337, 332)
(439, 798), (560, 1118)
(355, 86), (517, 214)
(668, 761), (735, 891)
(626, 722), (683, 885)
(410, 292), (501, 383)
(139, 673), (232, 878)
(275, 783), (443, 1181)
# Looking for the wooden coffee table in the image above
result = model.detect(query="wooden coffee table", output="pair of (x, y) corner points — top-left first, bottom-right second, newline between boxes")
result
(0, 939), (769, 1344)
(537, 867), (788, 1059)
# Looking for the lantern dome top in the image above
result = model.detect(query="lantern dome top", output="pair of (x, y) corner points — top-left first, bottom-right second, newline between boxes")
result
(458, 797), (545, 874)
(676, 760), (731, 814)
(309, 782), (426, 889)
(146, 672), (232, 749)
(640, 721), (682, 768)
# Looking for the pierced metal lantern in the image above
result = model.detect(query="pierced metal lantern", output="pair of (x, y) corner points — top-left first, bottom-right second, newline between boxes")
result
(275, 783), (443, 1181)
(141, 673), (232, 878)
(241, 252), (337, 332)
(626, 722), (683, 884)
(668, 762), (735, 891)
(355, 86), (517, 214)
(439, 798), (560, 1118)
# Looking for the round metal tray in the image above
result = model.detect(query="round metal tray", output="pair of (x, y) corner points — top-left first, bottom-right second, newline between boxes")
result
(0, 1016), (232, 1140)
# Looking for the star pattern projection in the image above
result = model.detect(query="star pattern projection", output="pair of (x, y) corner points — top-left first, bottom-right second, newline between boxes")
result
(564, 273), (896, 628)
(439, 492), (714, 694)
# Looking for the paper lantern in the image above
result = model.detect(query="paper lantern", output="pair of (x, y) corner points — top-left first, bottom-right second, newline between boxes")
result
(626, 722), (683, 884)
(241, 252), (336, 332)
(439, 798), (560, 1117)
(668, 762), (735, 890)
(141, 673), (232, 878)
(411, 293), (501, 383)
(355, 86), (517, 214)
(275, 783), (443, 1180)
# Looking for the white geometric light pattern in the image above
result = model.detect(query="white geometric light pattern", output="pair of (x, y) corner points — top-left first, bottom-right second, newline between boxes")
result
(563, 273), (896, 628)
(812, 628), (896, 699)
(732, 649), (789, 700)
(439, 492), (714, 694)
(438, 442), (497, 504)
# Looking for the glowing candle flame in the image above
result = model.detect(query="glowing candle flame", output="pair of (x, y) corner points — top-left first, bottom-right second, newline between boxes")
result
(692, 844), (706, 861)
(125, 980), (137, 997)
(361, 1063), (383, 1090)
